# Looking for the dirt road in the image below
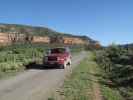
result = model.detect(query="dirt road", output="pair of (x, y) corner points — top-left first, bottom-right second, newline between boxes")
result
(0, 51), (87, 100)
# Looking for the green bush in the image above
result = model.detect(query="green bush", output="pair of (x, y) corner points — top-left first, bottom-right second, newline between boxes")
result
(0, 43), (46, 72)
(96, 45), (133, 99)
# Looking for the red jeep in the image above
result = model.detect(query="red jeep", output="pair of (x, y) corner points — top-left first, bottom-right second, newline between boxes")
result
(43, 47), (71, 69)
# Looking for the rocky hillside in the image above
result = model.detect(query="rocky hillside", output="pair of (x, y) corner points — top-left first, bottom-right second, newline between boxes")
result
(0, 23), (98, 45)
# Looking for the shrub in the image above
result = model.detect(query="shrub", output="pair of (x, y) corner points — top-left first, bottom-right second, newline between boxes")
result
(96, 45), (133, 99)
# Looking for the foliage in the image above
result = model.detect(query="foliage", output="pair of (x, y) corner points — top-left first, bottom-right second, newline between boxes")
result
(0, 43), (45, 74)
(95, 45), (133, 99)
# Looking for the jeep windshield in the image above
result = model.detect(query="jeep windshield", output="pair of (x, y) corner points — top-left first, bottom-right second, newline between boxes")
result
(50, 48), (66, 54)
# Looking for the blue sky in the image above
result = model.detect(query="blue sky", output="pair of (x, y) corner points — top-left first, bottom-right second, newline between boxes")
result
(0, 0), (133, 45)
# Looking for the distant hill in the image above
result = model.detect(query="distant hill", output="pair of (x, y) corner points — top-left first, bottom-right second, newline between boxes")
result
(120, 43), (133, 49)
(0, 23), (97, 44)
